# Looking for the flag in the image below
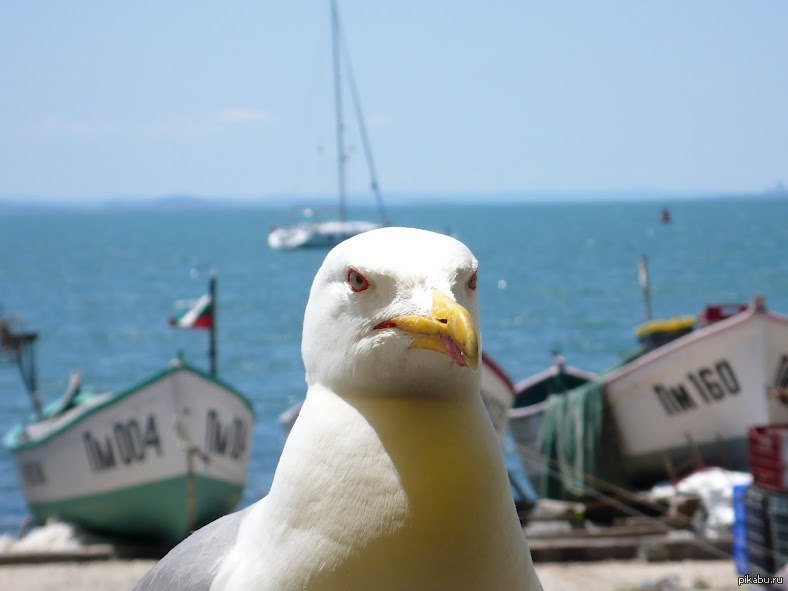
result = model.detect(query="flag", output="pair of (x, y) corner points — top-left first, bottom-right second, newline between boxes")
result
(169, 294), (213, 329)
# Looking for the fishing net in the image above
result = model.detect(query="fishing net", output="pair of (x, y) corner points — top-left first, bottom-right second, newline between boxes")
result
(536, 379), (630, 499)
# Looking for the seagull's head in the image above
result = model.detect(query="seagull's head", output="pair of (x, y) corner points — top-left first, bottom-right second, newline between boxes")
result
(302, 227), (481, 400)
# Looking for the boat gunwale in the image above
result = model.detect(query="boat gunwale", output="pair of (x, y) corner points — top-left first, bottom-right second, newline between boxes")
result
(481, 352), (516, 395)
(508, 399), (549, 419)
(5, 362), (254, 452)
(513, 364), (597, 394)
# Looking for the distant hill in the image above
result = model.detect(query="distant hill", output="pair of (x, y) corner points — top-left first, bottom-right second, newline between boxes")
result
(0, 189), (781, 211)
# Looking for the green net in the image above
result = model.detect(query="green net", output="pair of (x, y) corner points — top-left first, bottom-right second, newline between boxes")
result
(535, 378), (631, 499)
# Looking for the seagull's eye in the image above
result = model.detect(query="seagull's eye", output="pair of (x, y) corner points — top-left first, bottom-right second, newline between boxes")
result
(347, 268), (370, 292)
(467, 271), (477, 291)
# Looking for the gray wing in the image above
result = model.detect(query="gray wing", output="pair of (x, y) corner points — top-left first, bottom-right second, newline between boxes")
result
(132, 504), (253, 591)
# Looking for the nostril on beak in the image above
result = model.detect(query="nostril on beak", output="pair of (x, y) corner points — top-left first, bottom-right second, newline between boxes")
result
(437, 318), (448, 324)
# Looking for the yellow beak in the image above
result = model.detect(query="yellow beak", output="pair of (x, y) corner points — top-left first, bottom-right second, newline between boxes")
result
(374, 290), (479, 370)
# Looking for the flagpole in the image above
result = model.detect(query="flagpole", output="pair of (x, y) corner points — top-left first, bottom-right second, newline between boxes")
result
(209, 269), (217, 377)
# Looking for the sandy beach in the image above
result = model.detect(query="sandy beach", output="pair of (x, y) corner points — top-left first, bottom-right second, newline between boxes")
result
(0, 558), (743, 591)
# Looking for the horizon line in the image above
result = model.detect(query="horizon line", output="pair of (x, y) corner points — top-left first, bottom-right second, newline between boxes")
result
(1, 186), (786, 206)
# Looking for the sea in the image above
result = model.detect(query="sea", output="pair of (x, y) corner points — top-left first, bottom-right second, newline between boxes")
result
(1, 196), (787, 536)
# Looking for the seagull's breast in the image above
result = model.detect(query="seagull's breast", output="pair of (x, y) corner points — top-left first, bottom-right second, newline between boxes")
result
(212, 385), (538, 590)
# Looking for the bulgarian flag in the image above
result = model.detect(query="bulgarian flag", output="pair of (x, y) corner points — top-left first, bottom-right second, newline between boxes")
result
(169, 294), (213, 329)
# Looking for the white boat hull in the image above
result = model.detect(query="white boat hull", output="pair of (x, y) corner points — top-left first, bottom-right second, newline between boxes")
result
(508, 401), (550, 485)
(477, 353), (516, 440)
(4, 362), (254, 543)
(268, 220), (382, 250)
(605, 305), (788, 484)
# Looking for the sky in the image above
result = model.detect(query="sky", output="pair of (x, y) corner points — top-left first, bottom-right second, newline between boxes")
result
(1, 0), (787, 202)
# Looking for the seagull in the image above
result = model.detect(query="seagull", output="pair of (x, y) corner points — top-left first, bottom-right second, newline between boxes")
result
(134, 226), (543, 591)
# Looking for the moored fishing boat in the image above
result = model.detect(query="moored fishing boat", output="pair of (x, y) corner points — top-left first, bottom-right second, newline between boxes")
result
(1, 273), (255, 545)
(529, 295), (788, 499)
(507, 354), (596, 484)
(514, 255), (788, 498)
(605, 296), (788, 486)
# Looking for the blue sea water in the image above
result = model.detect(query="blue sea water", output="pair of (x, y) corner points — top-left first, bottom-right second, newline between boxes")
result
(1, 196), (787, 535)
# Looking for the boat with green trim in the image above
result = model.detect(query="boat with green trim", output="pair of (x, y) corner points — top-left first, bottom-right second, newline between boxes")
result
(3, 359), (253, 545)
(1, 274), (255, 545)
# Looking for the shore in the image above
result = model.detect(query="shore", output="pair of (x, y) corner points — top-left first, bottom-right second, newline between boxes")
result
(0, 558), (742, 591)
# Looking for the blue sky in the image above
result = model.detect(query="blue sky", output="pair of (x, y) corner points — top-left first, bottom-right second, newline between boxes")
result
(1, 0), (786, 201)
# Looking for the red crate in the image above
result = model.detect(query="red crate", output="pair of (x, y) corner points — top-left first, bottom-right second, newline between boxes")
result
(750, 453), (786, 471)
(750, 463), (788, 493)
(749, 424), (788, 492)
(749, 424), (788, 459)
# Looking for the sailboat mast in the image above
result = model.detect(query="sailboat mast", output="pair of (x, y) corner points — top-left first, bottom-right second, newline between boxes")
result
(341, 34), (390, 226)
(330, 0), (347, 222)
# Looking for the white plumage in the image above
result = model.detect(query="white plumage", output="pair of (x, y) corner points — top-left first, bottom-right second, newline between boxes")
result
(135, 227), (543, 591)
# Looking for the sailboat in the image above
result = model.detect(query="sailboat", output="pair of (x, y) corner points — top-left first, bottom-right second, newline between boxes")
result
(268, 0), (388, 250)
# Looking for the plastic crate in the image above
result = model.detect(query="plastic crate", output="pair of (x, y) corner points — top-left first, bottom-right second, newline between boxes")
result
(749, 425), (788, 493)
(768, 492), (788, 572)
(745, 520), (770, 549)
(733, 484), (748, 538)
(749, 423), (788, 463)
(747, 544), (776, 577)
(734, 483), (748, 516)
(750, 461), (788, 493)
(745, 486), (775, 575)
(750, 451), (788, 471)
(745, 485), (771, 514)
(733, 483), (750, 575)
(732, 485), (750, 576)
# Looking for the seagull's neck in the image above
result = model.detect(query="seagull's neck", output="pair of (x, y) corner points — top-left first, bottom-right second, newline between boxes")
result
(267, 383), (517, 547)
(221, 384), (538, 590)
(344, 386), (514, 517)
